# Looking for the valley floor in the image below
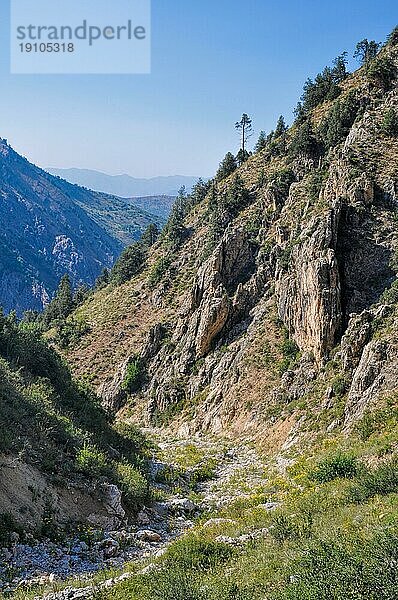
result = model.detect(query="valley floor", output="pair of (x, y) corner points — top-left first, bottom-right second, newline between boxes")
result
(1, 433), (270, 600)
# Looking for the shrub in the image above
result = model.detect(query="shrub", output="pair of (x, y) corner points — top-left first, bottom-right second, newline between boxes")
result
(380, 279), (398, 304)
(331, 375), (348, 397)
(276, 531), (398, 600)
(56, 318), (91, 350)
(270, 511), (313, 542)
(0, 513), (23, 547)
(76, 443), (109, 477)
(148, 255), (172, 287)
(367, 56), (397, 90)
(348, 457), (398, 502)
(115, 462), (148, 505)
(309, 453), (359, 483)
(271, 169), (295, 198)
(381, 108), (398, 137)
(122, 356), (145, 394)
(356, 401), (398, 441)
(278, 327), (300, 373)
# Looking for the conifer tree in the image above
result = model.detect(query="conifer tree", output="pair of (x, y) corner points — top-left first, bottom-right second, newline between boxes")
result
(235, 113), (253, 153)
(141, 223), (160, 248)
(216, 152), (237, 180)
(354, 39), (380, 65)
(254, 131), (267, 153)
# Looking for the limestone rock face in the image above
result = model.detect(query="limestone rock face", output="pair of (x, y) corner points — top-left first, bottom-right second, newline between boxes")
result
(344, 340), (388, 426)
(275, 203), (342, 362)
(99, 357), (131, 413)
(146, 227), (263, 416)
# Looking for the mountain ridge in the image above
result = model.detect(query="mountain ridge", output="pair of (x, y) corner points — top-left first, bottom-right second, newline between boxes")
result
(47, 167), (204, 198)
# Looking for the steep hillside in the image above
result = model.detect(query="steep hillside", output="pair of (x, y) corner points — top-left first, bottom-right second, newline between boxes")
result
(0, 311), (150, 546)
(0, 141), (160, 313)
(68, 36), (398, 449)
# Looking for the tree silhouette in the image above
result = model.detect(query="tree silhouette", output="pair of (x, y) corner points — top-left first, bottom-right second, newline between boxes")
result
(235, 113), (253, 154)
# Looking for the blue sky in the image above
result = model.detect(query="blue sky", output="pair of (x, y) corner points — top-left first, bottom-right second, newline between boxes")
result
(0, 0), (396, 178)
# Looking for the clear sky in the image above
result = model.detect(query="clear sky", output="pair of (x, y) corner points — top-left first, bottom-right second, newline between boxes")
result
(0, 0), (396, 178)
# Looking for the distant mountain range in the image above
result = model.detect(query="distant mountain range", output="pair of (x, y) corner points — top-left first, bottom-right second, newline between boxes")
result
(0, 139), (166, 314)
(47, 168), (203, 198)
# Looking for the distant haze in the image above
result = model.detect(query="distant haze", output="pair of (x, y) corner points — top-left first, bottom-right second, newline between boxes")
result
(48, 168), (204, 198)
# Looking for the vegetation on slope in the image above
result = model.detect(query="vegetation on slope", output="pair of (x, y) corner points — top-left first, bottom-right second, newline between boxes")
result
(0, 310), (151, 543)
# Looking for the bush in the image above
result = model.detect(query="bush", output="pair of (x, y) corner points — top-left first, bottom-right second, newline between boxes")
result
(271, 169), (295, 198)
(309, 453), (359, 483)
(278, 327), (300, 373)
(331, 375), (348, 397)
(0, 513), (23, 547)
(148, 255), (172, 287)
(348, 457), (398, 502)
(115, 462), (148, 505)
(56, 318), (91, 350)
(276, 531), (398, 600)
(270, 511), (314, 543)
(381, 108), (398, 137)
(76, 443), (109, 477)
(367, 56), (397, 90)
(122, 356), (145, 394)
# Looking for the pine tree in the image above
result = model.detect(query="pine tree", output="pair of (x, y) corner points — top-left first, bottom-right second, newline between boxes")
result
(95, 267), (110, 289)
(332, 53), (349, 82)
(354, 39), (380, 65)
(162, 187), (188, 252)
(216, 152), (237, 181)
(254, 131), (267, 153)
(74, 284), (91, 307)
(275, 116), (288, 138)
(43, 274), (74, 325)
(236, 149), (250, 166)
(111, 243), (146, 285)
(289, 121), (318, 157)
(141, 223), (160, 248)
(273, 116), (288, 153)
(235, 114), (253, 153)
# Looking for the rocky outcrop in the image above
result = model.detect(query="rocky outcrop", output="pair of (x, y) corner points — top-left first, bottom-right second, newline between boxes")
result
(339, 306), (398, 427)
(275, 203), (342, 362)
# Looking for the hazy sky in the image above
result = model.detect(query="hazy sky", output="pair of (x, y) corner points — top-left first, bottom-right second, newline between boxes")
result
(0, 0), (396, 178)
